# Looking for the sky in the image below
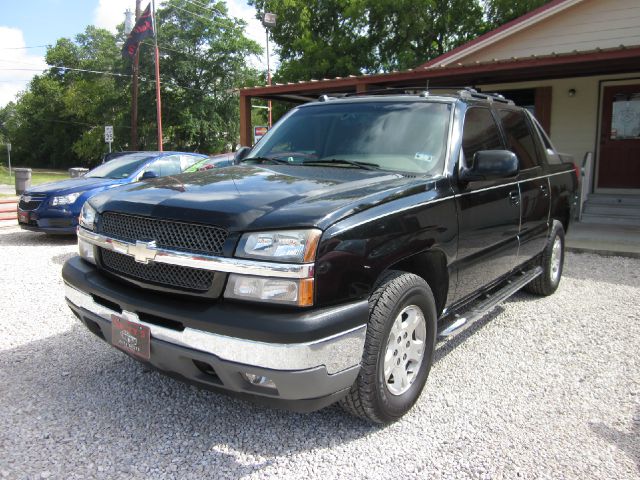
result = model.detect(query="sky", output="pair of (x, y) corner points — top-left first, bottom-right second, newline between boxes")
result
(0, 0), (276, 107)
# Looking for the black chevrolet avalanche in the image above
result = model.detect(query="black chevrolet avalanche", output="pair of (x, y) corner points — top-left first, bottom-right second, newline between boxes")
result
(63, 90), (577, 423)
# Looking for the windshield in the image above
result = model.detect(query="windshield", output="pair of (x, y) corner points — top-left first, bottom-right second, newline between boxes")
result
(85, 153), (155, 179)
(247, 101), (451, 174)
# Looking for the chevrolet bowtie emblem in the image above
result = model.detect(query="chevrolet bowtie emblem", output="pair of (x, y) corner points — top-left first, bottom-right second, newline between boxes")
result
(128, 240), (158, 264)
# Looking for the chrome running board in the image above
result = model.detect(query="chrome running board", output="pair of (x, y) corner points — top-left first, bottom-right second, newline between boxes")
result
(438, 266), (543, 339)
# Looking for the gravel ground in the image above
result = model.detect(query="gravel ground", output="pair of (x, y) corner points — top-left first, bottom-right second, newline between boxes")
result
(0, 225), (638, 480)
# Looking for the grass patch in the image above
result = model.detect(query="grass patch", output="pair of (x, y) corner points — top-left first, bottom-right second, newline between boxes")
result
(0, 166), (69, 187)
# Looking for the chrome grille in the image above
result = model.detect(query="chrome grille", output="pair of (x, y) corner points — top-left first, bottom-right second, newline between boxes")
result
(98, 212), (228, 255)
(100, 249), (214, 292)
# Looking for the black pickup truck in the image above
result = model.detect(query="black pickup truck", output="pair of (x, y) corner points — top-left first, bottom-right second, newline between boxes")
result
(63, 90), (577, 424)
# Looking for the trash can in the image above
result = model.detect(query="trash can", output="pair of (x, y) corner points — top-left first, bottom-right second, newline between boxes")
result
(69, 167), (89, 178)
(14, 168), (32, 195)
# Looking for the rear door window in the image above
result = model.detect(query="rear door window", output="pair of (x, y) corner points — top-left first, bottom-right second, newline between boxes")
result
(149, 155), (183, 177)
(498, 109), (541, 170)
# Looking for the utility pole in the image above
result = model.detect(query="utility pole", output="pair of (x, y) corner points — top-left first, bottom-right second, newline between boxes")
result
(130, 0), (141, 151)
(151, 0), (163, 151)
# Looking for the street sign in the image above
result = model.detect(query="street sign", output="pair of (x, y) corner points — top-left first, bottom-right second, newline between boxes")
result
(254, 126), (268, 143)
(105, 125), (113, 153)
(104, 125), (114, 143)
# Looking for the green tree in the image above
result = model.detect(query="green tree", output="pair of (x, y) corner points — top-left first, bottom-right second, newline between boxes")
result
(249, 0), (485, 81)
(135, 0), (262, 152)
(485, 0), (551, 29)
(3, 1), (262, 168)
(5, 26), (128, 168)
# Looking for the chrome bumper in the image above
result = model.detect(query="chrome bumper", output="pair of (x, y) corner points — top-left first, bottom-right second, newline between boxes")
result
(65, 284), (366, 374)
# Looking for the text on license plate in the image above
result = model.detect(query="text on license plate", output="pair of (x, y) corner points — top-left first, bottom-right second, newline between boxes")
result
(111, 314), (151, 360)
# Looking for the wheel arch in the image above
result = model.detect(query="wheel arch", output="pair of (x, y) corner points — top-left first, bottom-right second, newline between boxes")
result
(386, 249), (449, 317)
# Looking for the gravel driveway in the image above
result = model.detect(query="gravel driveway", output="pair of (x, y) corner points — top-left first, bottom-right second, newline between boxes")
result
(0, 225), (638, 480)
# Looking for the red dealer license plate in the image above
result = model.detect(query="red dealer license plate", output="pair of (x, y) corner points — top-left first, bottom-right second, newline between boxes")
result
(111, 314), (151, 361)
(17, 211), (29, 224)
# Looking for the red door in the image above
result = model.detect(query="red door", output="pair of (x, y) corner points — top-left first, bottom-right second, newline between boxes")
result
(598, 85), (640, 189)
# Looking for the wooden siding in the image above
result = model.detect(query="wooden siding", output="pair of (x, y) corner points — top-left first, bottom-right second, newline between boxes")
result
(459, 0), (640, 63)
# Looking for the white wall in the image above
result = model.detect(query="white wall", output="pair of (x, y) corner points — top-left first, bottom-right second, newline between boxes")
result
(481, 73), (640, 191)
(460, 0), (640, 63)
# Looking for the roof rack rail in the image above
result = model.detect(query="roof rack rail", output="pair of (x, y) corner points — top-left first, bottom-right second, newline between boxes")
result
(314, 86), (515, 105)
(460, 88), (514, 105)
(338, 85), (472, 98)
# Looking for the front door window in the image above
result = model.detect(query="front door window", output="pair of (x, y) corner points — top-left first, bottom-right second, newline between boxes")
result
(610, 93), (640, 140)
(598, 84), (640, 190)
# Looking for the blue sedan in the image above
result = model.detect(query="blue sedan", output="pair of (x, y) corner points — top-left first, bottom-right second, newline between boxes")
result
(17, 151), (207, 234)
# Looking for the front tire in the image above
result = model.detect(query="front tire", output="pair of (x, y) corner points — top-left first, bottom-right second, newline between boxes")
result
(524, 220), (565, 296)
(340, 271), (437, 424)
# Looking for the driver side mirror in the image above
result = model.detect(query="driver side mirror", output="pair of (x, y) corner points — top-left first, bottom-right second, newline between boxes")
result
(140, 170), (158, 181)
(234, 146), (251, 164)
(460, 150), (518, 183)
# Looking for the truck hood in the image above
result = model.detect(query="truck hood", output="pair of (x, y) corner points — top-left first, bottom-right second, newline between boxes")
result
(89, 165), (434, 231)
(26, 176), (123, 196)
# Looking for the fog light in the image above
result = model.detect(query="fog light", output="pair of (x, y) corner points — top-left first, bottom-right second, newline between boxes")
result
(242, 372), (276, 389)
(78, 237), (96, 264)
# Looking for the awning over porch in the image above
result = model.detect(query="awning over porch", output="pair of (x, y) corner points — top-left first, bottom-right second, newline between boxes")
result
(238, 46), (640, 146)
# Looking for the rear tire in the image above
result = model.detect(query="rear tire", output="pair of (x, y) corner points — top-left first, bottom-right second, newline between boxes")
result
(340, 271), (437, 424)
(524, 220), (565, 296)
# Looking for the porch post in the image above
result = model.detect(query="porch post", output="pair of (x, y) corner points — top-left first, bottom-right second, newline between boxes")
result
(356, 82), (370, 94)
(240, 93), (252, 147)
(534, 86), (552, 134)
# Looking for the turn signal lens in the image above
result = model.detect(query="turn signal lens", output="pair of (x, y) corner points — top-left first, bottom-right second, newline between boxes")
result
(224, 274), (314, 307)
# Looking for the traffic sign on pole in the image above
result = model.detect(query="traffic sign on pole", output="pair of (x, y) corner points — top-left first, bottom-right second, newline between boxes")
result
(104, 126), (114, 142)
(105, 125), (113, 153)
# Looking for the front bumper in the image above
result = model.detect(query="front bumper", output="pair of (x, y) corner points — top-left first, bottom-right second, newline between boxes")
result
(18, 206), (78, 234)
(63, 257), (368, 411)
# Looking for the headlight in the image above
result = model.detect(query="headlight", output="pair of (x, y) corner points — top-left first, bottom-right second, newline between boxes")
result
(224, 274), (314, 307)
(236, 229), (321, 263)
(51, 192), (81, 206)
(79, 202), (97, 231)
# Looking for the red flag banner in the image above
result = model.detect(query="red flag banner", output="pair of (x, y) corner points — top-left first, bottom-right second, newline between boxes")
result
(122, 4), (154, 59)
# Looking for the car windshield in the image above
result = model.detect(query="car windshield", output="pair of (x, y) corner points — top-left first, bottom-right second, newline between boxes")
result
(247, 101), (452, 174)
(85, 153), (156, 179)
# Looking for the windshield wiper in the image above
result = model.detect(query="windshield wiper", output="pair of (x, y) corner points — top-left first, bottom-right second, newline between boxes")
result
(242, 156), (291, 166)
(303, 158), (380, 171)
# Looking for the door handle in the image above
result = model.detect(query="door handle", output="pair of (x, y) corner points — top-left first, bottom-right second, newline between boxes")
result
(508, 190), (520, 206)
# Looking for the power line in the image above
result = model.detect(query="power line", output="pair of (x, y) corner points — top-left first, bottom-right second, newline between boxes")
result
(172, 4), (214, 23)
(0, 66), (133, 78)
(37, 118), (133, 129)
(183, 0), (221, 14)
(0, 45), (50, 50)
(0, 64), (224, 95)
(0, 58), (48, 68)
